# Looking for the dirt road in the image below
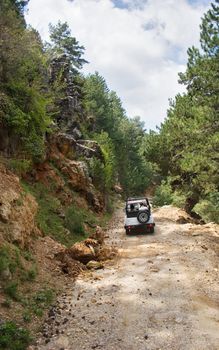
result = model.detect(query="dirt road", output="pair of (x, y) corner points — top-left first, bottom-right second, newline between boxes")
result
(37, 207), (219, 350)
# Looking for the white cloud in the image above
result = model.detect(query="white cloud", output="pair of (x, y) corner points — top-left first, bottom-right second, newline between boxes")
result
(26, 0), (210, 130)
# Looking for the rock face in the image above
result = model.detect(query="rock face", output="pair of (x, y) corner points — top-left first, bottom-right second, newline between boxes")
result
(50, 54), (84, 133)
(43, 133), (104, 212)
(0, 164), (39, 247)
(48, 133), (104, 162)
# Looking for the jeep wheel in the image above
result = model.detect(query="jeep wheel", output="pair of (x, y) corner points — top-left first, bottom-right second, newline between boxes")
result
(137, 210), (150, 224)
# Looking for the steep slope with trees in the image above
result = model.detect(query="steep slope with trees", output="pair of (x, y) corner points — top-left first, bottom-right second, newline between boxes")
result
(144, 0), (219, 223)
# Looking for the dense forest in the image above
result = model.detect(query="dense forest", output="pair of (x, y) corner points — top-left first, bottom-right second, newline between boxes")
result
(144, 0), (219, 223)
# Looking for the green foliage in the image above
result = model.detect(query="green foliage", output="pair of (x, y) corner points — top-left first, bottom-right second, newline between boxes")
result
(193, 192), (219, 223)
(3, 282), (19, 301)
(20, 288), (54, 323)
(9, 0), (29, 19)
(22, 182), (92, 246)
(89, 158), (106, 191)
(29, 183), (67, 243)
(22, 310), (32, 323)
(19, 287), (54, 324)
(8, 159), (32, 176)
(153, 181), (173, 207)
(83, 73), (154, 196)
(21, 265), (37, 282)
(22, 250), (35, 262)
(0, 246), (11, 276)
(117, 117), (154, 196)
(83, 73), (111, 133)
(48, 21), (88, 73)
(0, 321), (32, 350)
(0, 1), (51, 161)
(143, 1), (219, 221)
(171, 191), (187, 209)
(200, 1), (219, 56)
(65, 205), (85, 236)
(33, 288), (54, 307)
(153, 181), (186, 208)
(90, 132), (116, 192)
(0, 243), (38, 305)
(0, 245), (20, 278)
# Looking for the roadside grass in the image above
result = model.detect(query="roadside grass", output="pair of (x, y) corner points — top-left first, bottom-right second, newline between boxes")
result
(0, 321), (32, 350)
(0, 244), (38, 303)
(3, 281), (20, 301)
(21, 181), (98, 246)
(0, 250), (44, 349)
(21, 288), (55, 323)
(6, 158), (33, 177)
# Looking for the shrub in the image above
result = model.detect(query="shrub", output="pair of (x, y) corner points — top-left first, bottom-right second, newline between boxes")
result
(0, 245), (19, 278)
(171, 191), (186, 208)
(21, 265), (37, 282)
(0, 246), (10, 276)
(22, 310), (32, 323)
(193, 192), (219, 224)
(22, 250), (35, 262)
(33, 288), (54, 307)
(23, 182), (66, 243)
(65, 205), (85, 235)
(89, 158), (105, 191)
(8, 159), (32, 176)
(153, 181), (173, 206)
(3, 282), (19, 301)
(0, 321), (32, 350)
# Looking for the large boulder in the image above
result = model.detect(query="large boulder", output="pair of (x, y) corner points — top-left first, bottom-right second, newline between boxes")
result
(65, 238), (100, 264)
(67, 241), (96, 264)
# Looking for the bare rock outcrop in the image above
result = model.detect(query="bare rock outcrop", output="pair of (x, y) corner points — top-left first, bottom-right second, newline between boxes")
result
(48, 133), (104, 162)
(43, 133), (104, 212)
(0, 164), (39, 247)
(50, 54), (83, 127)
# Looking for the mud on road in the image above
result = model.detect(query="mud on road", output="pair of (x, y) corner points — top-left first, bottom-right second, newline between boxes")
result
(36, 207), (219, 350)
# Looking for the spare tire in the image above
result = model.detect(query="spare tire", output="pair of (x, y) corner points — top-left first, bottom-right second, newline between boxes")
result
(137, 210), (150, 223)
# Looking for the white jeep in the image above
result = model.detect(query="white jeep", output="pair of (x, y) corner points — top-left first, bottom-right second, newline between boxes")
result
(124, 197), (155, 234)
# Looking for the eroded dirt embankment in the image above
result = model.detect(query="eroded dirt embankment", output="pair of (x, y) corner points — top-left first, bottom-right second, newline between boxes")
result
(35, 206), (219, 350)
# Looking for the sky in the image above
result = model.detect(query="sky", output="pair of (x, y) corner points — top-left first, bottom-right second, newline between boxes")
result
(25, 0), (211, 130)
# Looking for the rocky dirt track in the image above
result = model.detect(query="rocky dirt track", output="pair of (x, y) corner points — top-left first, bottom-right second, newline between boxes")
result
(36, 207), (219, 350)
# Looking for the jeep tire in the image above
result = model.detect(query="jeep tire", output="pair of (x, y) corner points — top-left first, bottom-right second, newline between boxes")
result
(137, 210), (150, 224)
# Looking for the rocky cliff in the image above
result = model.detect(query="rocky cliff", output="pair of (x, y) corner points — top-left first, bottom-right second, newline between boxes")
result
(0, 164), (39, 248)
